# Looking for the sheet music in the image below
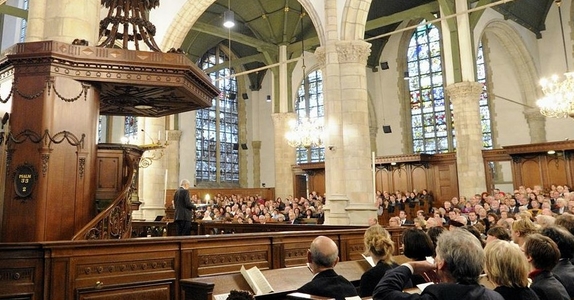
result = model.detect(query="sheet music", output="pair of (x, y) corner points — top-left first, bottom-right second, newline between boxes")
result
(213, 293), (229, 300)
(361, 254), (376, 267)
(240, 265), (274, 295)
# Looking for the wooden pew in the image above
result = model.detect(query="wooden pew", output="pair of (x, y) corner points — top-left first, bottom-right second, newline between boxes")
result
(180, 260), (372, 300)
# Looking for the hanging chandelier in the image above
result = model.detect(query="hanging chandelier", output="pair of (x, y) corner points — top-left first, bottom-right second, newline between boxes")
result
(285, 9), (324, 149)
(285, 118), (324, 148)
(537, 73), (574, 118)
(536, 0), (574, 118)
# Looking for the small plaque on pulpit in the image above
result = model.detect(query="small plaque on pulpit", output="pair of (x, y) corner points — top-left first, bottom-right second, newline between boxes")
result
(14, 163), (37, 199)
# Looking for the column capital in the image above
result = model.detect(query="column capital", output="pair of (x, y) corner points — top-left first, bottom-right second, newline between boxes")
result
(314, 46), (326, 68)
(446, 81), (483, 104)
(335, 40), (371, 65)
(251, 140), (262, 149)
(271, 112), (296, 124)
(523, 107), (545, 121)
(166, 130), (182, 142)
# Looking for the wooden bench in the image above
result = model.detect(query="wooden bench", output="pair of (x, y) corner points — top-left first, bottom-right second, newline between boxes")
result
(180, 257), (411, 300)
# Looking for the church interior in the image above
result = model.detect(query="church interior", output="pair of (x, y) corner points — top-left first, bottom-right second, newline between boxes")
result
(1, 0), (574, 299)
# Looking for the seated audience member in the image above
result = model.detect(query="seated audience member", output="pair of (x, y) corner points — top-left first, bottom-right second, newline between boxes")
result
(540, 226), (574, 299)
(402, 228), (439, 284)
(535, 214), (555, 228)
(485, 226), (511, 244)
(359, 225), (398, 297)
(484, 240), (539, 300)
(372, 229), (503, 300)
(367, 217), (379, 226)
(297, 236), (358, 300)
(523, 233), (570, 300)
(226, 290), (254, 300)
(398, 210), (414, 225)
(462, 225), (486, 248)
(511, 218), (537, 247)
(426, 226), (445, 250)
(388, 216), (401, 227)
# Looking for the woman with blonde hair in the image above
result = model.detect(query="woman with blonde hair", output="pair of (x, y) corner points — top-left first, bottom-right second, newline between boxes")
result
(484, 239), (538, 300)
(511, 218), (538, 246)
(359, 225), (398, 297)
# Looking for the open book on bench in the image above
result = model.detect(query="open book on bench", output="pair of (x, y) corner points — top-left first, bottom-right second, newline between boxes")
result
(213, 265), (274, 300)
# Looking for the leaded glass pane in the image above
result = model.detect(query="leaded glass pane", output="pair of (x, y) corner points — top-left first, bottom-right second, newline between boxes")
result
(476, 42), (493, 150)
(295, 70), (325, 164)
(196, 46), (239, 184)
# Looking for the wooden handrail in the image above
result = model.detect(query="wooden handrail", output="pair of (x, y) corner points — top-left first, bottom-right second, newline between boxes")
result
(72, 144), (145, 240)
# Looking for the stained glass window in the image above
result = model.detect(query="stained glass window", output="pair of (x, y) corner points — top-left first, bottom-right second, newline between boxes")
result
(476, 42), (493, 149)
(295, 70), (324, 164)
(196, 46), (239, 183)
(408, 22), (451, 153)
(408, 22), (493, 153)
(124, 116), (138, 142)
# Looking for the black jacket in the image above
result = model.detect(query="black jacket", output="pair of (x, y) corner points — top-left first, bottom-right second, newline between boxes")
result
(359, 261), (398, 297)
(297, 268), (358, 300)
(372, 265), (504, 300)
(494, 286), (539, 300)
(530, 270), (570, 300)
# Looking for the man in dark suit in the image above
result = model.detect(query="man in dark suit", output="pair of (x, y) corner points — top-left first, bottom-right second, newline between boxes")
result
(398, 210), (414, 226)
(373, 229), (504, 300)
(524, 233), (570, 300)
(296, 236), (358, 300)
(540, 226), (574, 299)
(174, 179), (196, 236)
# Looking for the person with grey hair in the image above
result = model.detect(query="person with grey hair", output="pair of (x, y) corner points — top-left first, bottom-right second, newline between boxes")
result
(373, 228), (503, 300)
(174, 179), (196, 235)
(296, 236), (358, 299)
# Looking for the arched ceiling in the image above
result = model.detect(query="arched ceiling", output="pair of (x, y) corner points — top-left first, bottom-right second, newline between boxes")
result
(179, 0), (555, 91)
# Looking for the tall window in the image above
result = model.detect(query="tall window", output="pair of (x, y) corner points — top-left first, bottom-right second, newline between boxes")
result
(476, 42), (493, 149)
(408, 22), (493, 153)
(124, 116), (138, 142)
(19, 0), (28, 42)
(295, 70), (324, 164)
(196, 46), (239, 184)
(408, 22), (450, 153)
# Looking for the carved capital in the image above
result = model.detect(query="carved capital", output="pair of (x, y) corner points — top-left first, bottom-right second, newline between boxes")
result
(523, 107), (545, 121)
(166, 130), (182, 142)
(251, 141), (262, 150)
(314, 46), (326, 68)
(335, 41), (371, 65)
(445, 81), (483, 105)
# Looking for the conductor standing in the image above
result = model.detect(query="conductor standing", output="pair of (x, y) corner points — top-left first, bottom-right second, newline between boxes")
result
(174, 179), (196, 236)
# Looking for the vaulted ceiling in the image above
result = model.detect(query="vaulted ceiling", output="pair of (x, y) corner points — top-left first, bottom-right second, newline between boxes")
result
(180, 0), (555, 91)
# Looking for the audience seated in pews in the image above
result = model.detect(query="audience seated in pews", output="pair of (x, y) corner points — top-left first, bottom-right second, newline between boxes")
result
(296, 236), (358, 300)
(359, 225), (398, 297)
(372, 228), (503, 300)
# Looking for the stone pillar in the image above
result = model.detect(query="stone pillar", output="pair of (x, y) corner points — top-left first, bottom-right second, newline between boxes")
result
(272, 113), (296, 199)
(252, 141), (262, 188)
(523, 108), (546, 143)
(27, 0), (100, 44)
(320, 41), (377, 225)
(447, 81), (486, 198)
(138, 117), (168, 221)
(369, 125), (378, 154)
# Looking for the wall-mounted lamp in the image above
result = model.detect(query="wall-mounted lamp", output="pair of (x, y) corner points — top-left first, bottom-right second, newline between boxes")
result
(328, 145), (335, 151)
(548, 150), (556, 155)
(266, 95), (271, 102)
(390, 162), (397, 166)
(242, 93), (248, 100)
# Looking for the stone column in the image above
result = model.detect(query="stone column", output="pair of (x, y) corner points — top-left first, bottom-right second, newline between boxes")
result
(523, 108), (546, 143)
(272, 113), (296, 199)
(27, 0), (100, 44)
(447, 81), (486, 198)
(320, 41), (377, 225)
(138, 117), (168, 221)
(369, 125), (378, 154)
(251, 141), (262, 188)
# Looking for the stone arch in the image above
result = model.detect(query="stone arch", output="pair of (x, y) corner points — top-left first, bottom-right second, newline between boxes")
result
(340, 0), (372, 40)
(160, 0), (326, 50)
(481, 20), (542, 108)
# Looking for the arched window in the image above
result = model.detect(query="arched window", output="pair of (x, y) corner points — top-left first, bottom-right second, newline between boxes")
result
(196, 46), (239, 184)
(408, 22), (493, 153)
(295, 69), (324, 163)
(124, 116), (138, 142)
(476, 42), (493, 149)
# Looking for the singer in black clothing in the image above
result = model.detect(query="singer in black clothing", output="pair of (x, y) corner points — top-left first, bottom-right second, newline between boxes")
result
(174, 179), (196, 235)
